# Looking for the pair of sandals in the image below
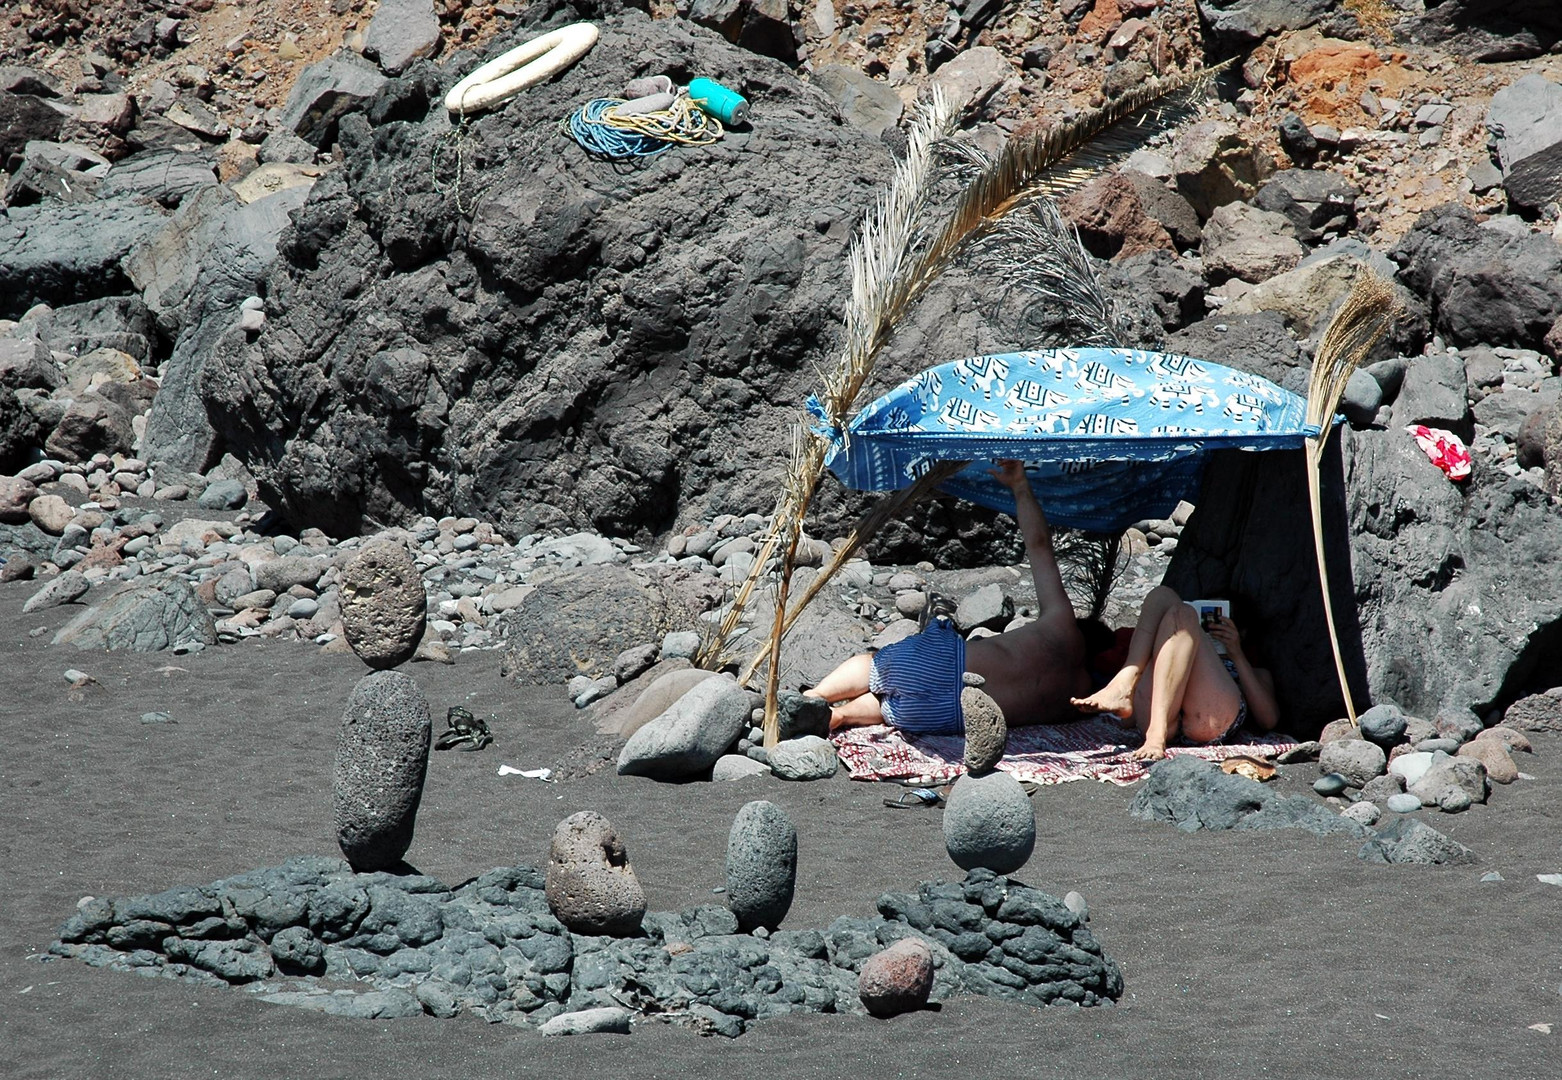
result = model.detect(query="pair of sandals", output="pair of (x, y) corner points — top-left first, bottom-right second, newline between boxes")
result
(434, 706), (494, 752)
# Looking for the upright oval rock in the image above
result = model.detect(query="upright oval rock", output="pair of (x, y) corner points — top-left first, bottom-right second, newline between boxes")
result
(960, 684), (1007, 774)
(942, 770), (1035, 874)
(726, 801), (797, 931)
(334, 671), (432, 871)
(546, 812), (646, 936)
(338, 539), (426, 668)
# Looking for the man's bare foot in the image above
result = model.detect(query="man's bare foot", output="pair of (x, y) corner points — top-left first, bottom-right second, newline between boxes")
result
(1129, 741), (1166, 761)
(1070, 670), (1136, 718)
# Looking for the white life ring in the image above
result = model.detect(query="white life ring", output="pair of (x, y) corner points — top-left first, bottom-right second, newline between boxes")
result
(444, 22), (599, 115)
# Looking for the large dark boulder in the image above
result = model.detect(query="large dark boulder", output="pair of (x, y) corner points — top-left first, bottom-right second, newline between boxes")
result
(0, 195), (168, 319)
(1167, 419), (1562, 731)
(194, 12), (927, 542)
(1391, 203), (1562, 352)
(1404, 1), (1562, 63)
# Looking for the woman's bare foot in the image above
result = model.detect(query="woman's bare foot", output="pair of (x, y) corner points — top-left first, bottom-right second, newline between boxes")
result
(1129, 741), (1166, 761)
(1070, 669), (1137, 718)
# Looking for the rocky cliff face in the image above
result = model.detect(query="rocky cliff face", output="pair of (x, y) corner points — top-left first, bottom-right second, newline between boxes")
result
(199, 12), (895, 540)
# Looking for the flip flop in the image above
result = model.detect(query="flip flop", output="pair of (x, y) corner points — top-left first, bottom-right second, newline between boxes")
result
(884, 787), (944, 809)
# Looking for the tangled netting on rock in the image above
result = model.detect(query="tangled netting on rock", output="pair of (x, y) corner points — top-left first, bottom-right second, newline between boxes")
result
(47, 860), (1121, 1035)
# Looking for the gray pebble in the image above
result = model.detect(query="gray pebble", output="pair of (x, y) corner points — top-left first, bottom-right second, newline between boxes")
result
(1313, 773), (1348, 796)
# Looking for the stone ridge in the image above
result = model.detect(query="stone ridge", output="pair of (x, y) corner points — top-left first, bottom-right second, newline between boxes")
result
(47, 858), (1121, 1035)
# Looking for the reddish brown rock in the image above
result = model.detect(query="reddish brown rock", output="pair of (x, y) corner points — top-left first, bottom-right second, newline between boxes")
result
(1457, 739), (1518, 784)
(0, 475), (37, 523)
(1475, 726), (1532, 754)
(1060, 173), (1175, 261)
(858, 937), (935, 1018)
(1501, 693), (1562, 733)
(1319, 718), (1358, 744)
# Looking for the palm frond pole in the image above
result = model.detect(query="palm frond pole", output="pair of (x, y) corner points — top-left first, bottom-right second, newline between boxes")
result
(1303, 271), (1398, 726)
(714, 65), (1229, 745)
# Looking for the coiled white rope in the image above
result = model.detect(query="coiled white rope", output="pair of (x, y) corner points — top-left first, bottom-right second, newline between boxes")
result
(444, 22), (599, 115)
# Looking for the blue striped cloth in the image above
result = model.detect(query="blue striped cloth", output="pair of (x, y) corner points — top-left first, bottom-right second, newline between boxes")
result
(869, 620), (967, 736)
(813, 348), (1325, 533)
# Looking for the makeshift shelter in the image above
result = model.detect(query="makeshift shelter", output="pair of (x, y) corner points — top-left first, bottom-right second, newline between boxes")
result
(813, 347), (1321, 535)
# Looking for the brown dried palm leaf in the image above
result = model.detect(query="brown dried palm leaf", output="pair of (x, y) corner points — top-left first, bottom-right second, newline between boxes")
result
(1303, 270), (1398, 725)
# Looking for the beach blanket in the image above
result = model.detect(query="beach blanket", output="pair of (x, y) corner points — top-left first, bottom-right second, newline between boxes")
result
(831, 716), (1299, 787)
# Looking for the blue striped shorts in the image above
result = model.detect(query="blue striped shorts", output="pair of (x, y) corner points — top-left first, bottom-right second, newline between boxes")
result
(869, 619), (967, 736)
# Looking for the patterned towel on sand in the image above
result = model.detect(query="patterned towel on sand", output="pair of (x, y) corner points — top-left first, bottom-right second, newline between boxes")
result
(831, 716), (1298, 787)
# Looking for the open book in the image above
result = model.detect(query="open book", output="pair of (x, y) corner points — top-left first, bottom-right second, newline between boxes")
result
(1185, 599), (1231, 654)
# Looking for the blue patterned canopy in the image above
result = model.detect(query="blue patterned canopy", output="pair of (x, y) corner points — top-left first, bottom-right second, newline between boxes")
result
(814, 347), (1323, 533)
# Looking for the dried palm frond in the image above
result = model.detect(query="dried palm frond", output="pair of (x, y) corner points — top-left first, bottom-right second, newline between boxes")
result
(698, 92), (958, 678)
(1054, 529), (1125, 621)
(1303, 270), (1398, 725)
(741, 460), (968, 688)
(964, 198), (1131, 349)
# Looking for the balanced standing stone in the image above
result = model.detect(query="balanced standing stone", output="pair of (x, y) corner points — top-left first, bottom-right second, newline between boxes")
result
(725, 801), (797, 931)
(338, 539), (426, 669)
(942, 770), (1035, 874)
(334, 671), (432, 871)
(960, 676), (1007, 775)
(545, 812), (647, 936)
(858, 937), (934, 1017)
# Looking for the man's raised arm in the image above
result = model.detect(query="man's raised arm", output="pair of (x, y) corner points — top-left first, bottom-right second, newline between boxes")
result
(989, 460), (1072, 618)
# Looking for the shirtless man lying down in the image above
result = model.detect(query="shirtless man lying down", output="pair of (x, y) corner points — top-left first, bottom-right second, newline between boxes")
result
(809, 461), (1092, 737)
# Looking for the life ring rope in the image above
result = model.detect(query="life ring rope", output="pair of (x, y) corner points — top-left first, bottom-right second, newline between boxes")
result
(444, 21), (600, 115)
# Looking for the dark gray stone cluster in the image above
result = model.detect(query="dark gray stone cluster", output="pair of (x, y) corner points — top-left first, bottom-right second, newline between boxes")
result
(48, 861), (1121, 1035)
(1130, 757), (1476, 866)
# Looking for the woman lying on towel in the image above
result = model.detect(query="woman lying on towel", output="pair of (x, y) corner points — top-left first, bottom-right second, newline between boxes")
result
(1070, 587), (1280, 760)
(809, 461), (1094, 738)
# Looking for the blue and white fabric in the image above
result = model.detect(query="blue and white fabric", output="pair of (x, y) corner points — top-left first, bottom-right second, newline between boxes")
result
(813, 347), (1324, 533)
(869, 619), (967, 736)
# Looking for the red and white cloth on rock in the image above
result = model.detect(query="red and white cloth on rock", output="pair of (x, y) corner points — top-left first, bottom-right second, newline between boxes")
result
(1406, 424), (1471, 481)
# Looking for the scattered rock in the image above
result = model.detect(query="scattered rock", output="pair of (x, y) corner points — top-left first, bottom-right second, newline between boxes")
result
(858, 937), (934, 1018)
(767, 735), (839, 781)
(545, 811), (646, 937)
(774, 691), (831, 740)
(1457, 738), (1518, 784)
(1358, 818), (1476, 865)
(1407, 756), (1489, 810)
(943, 770), (1035, 874)
(502, 565), (683, 685)
(711, 754), (770, 781)
(277, 52), (388, 148)
(1486, 73), (1562, 213)
(1500, 693), (1562, 732)
(333, 670), (432, 871)
(1318, 739), (1387, 789)
(28, 493), (74, 534)
(1313, 772), (1348, 796)
(1357, 703), (1407, 748)
(1252, 169), (1359, 243)
(22, 569), (88, 613)
(1201, 202), (1303, 284)
(617, 675), (755, 780)
(1386, 792), (1423, 814)
(338, 540), (427, 669)
(725, 800), (797, 931)
(1360, 773), (1405, 804)
(362, 0), (441, 76)
(811, 64), (904, 138)
(955, 583), (1013, 632)
(1341, 801), (1380, 827)
(53, 577), (216, 652)
(196, 477), (247, 510)
(538, 1007), (632, 1036)
(1171, 119), (1274, 219)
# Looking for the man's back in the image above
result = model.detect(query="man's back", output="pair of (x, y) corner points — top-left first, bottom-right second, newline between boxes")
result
(966, 613), (1092, 726)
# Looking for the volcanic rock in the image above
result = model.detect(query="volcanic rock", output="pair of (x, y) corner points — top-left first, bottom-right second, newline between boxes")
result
(1499, 692), (1562, 732)
(22, 569), (88, 613)
(1357, 703), (1407, 747)
(1252, 169), (1359, 244)
(278, 52), (388, 148)
(725, 800), (797, 931)
(334, 670), (432, 871)
(1407, 756), (1488, 810)
(943, 770), (1035, 874)
(545, 811), (646, 937)
(1319, 738), (1387, 789)
(53, 576), (216, 652)
(960, 682), (1007, 774)
(1358, 818), (1476, 865)
(503, 565), (684, 685)
(618, 674), (755, 780)
(858, 937), (935, 1018)
(1201, 202), (1303, 284)
(1486, 74), (1562, 212)
(362, 0), (440, 76)
(1457, 738), (1518, 784)
(338, 539), (426, 668)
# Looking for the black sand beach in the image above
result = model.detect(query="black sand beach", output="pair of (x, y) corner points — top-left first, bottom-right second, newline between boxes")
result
(3, 581), (1560, 1080)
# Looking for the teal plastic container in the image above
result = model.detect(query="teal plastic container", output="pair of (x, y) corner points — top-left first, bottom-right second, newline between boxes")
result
(688, 77), (750, 126)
